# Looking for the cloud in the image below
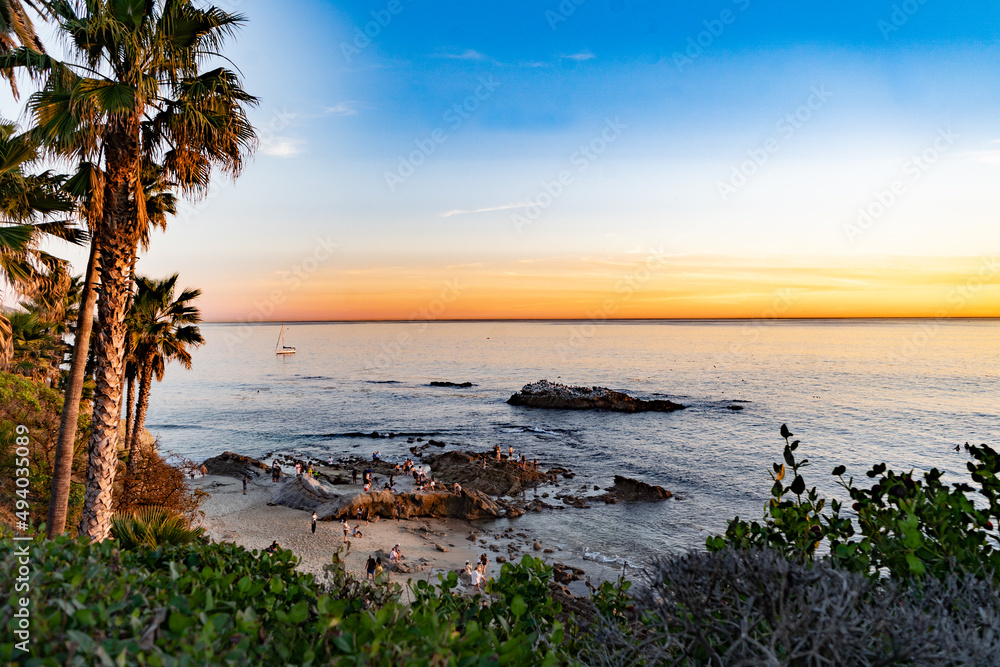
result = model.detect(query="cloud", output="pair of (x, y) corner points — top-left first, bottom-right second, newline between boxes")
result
(439, 49), (490, 60)
(261, 138), (304, 158)
(560, 50), (595, 61)
(957, 149), (1000, 164)
(442, 202), (533, 218)
(324, 100), (368, 116)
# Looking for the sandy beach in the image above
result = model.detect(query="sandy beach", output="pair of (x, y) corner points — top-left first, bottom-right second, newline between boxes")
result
(188, 469), (528, 592)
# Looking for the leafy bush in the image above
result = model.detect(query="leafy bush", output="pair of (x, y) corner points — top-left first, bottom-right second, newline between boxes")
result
(580, 548), (1000, 666)
(707, 424), (1000, 583)
(0, 536), (571, 666)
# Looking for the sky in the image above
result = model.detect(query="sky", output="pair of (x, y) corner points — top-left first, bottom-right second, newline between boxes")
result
(8, 0), (1000, 320)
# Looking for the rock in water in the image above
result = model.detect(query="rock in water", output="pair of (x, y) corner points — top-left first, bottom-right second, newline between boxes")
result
(429, 381), (476, 388)
(507, 380), (685, 412)
(595, 475), (673, 503)
(424, 450), (550, 496)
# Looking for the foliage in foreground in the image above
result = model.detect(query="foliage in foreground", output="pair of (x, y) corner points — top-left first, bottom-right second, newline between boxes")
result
(707, 424), (1000, 583)
(0, 536), (567, 666)
(581, 548), (1000, 667)
(109, 506), (205, 550)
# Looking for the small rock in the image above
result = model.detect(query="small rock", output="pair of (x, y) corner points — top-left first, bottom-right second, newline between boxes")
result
(436, 544), (450, 552)
(543, 548), (554, 553)
(533, 542), (543, 551)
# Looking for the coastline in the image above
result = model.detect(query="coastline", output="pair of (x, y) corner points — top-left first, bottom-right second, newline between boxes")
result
(187, 468), (594, 594)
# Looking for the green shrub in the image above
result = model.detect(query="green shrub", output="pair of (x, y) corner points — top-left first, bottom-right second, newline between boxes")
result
(0, 536), (573, 666)
(707, 424), (1000, 583)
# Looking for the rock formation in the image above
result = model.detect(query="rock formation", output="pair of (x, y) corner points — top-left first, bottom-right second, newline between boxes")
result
(201, 451), (270, 480)
(507, 380), (685, 412)
(595, 475), (673, 503)
(429, 381), (475, 388)
(271, 474), (341, 512)
(424, 450), (551, 496)
(313, 488), (523, 522)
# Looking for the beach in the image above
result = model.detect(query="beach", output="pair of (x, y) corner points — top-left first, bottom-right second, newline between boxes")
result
(187, 465), (590, 594)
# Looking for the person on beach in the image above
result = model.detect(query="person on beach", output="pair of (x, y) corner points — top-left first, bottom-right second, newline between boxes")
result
(353, 526), (363, 538)
(328, 455), (333, 466)
(295, 462), (302, 477)
(533, 458), (538, 471)
(242, 475), (248, 495)
(362, 506), (370, 527)
(351, 468), (358, 484)
(311, 512), (317, 534)
(264, 541), (280, 555)
(356, 508), (362, 527)
(390, 544), (402, 561)
(480, 553), (490, 569)
(342, 519), (350, 543)
(200, 464), (207, 477)
(365, 555), (376, 580)
(395, 501), (403, 522)
(375, 556), (383, 578)
(454, 483), (462, 495)
(508, 446), (514, 460)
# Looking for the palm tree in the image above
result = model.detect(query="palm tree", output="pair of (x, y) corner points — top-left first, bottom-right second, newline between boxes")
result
(48, 158), (176, 538)
(124, 274), (203, 474)
(0, 120), (80, 367)
(0, 0), (53, 96)
(2, 0), (257, 540)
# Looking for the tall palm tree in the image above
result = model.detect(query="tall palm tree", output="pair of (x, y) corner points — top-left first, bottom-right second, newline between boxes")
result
(48, 157), (177, 537)
(46, 161), (102, 537)
(124, 274), (202, 474)
(2, 0), (257, 540)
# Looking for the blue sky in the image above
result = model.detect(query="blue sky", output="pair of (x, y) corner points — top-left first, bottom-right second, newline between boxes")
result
(9, 0), (1000, 319)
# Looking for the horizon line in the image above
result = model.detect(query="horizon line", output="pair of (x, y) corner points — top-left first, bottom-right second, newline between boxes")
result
(203, 316), (1000, 325)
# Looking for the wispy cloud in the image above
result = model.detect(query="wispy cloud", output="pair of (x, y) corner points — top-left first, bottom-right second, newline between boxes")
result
(324, 100), (369, 116)
(559, 50), (595, 61)
(957, 149), (1000, 164)
(442, 202), (533, 218)
(261, 138), (305, 158)
(438, 49), (490, 61)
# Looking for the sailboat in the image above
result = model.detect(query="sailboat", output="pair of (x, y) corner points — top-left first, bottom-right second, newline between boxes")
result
(275, 324), (296, 355)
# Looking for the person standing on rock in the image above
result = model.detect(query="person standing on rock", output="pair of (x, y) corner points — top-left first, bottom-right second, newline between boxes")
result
(351, 468), (358, 484)
(295, 462), (302, 477)
(508, 446), (514, 460)
(311, 512), (317, 534)
(242, 475), (248, 495)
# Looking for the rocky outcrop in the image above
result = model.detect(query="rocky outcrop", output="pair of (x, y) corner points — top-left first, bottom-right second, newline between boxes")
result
(314, 489), (522, 521)
(424, 450), (551, 496)
(507, 380), (685, 412)
(201, 451), (270, 480)
(271, 474), (341, 512)
(429, 381), (475, 388)
(595, 475), (673, 503)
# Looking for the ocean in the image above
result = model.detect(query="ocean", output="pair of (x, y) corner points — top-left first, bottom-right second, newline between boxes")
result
(145, 319), (999, 578)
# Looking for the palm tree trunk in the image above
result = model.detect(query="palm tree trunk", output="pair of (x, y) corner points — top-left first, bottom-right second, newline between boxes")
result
(126, 360), (150, 474)
(79, 121), (140, 541)
(46, 241), (99, 538)
(124, 365), (136, 455)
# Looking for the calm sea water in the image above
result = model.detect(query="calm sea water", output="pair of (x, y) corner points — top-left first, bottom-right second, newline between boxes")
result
(145, 320), (999, 575)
